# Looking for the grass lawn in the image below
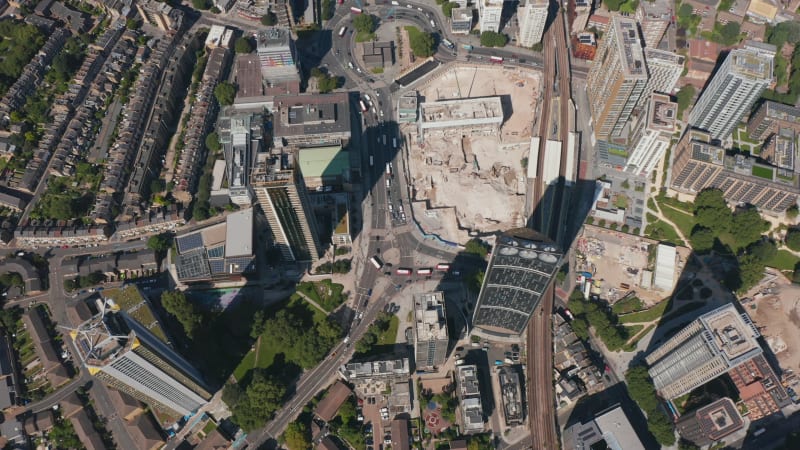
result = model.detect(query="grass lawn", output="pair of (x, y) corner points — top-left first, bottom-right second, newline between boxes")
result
(232, 348), (256, 382)
(355, 31), (375, 42)
(619, 299), (671, 324)
(296, 280), (346, 312)
(377, 315), (400, 345)
(623, 324), (644, 339)
(659, 203), (697, 239)
(766, 249), (800, 271)
(622, 324), (655, 352)
(644, 218), (685, 246)
(752, 165), (774, 180)
(612, 296), (643, 315)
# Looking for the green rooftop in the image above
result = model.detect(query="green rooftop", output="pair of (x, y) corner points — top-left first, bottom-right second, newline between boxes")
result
(104, 285), (169, 343)
(298, 145), (349, 179)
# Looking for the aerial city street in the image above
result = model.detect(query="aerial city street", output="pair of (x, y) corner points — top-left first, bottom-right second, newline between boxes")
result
(2, 0), (800, 449)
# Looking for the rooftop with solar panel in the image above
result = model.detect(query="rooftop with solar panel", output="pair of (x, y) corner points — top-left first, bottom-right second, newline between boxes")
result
(472, 228), (562, 336)
(173, 208), (255, 284)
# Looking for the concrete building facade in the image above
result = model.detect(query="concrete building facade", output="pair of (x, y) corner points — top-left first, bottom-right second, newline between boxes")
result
(688, 43), (775, 141)
(517, 0), (549, 47)
(646, 304), (762, 399)
(644, 48), (684, 95)
(413, 292), (449, 370)
(478, 0), (504, 33)
(456, 365), (484, 433)
(451, 8), (473, 34)
(586, 16), (649, 140)
(418, 97), (504, 141)
(635, 0), (671, 48)
(747, 100), (800, 141)
(625, 94), (677, 177)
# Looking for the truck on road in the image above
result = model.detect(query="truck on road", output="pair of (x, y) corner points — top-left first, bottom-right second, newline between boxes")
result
(462, 44), (473, 51)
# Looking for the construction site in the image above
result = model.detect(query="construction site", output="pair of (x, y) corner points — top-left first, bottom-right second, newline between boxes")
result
(401, 65), (543, 243)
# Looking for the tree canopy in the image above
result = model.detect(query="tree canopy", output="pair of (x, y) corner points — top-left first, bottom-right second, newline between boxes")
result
(261, 12), (278, 26)
(626, 364), (676, 445)
(231, 371), (287, 431)
(786, 228), (800, 251)
(147, 233), (172, 252)
(689, 227), (715, 252)
(353, 14), (377, 34)
(192, 0), (212, 10)
(205, 131), (221, 152)
(214, 81), (236, 105)
(283, 420), (312, 450)
(480, 31), (508, 47)
(766, 21), (800, 49)
(441, 1), (458, 16)
(161, 290), (203, 338)
(464, 238), (488, 258)
(676, 85), (695, 118)
(235, 37), (253, 54)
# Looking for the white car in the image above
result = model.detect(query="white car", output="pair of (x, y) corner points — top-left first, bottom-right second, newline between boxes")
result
(417, 7), (423, 11)
(406, 4), (412, 8)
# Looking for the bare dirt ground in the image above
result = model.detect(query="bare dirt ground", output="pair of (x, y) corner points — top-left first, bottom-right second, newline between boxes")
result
(576, 225), (692, 305)
(402, 65), (542, 243)
(750, 280), (800, 377)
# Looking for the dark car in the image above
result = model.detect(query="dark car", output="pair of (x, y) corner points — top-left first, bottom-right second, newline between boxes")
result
(366, 438), (374, 446)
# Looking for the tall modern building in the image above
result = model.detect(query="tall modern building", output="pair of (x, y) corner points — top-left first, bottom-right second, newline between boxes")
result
(217, 112), (263, 206)
(688, 43), (775, 141)
(517, 0), (549, 47)
(635, 0), (671, 48)
(644, 48), (684, 95)
(626, 94), (677, 177)
(251, 152), (322, 262)
(586, 16), (649, 140)
(472, 228), (561, 336)
(71, 307), (212, 417)
(646, 304), (762, 399)
(413, 292), (449, 370)
(478, 0), (504, 33)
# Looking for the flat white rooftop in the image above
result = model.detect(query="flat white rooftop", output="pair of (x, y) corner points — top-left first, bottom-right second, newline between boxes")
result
(419, 97), (504, 129)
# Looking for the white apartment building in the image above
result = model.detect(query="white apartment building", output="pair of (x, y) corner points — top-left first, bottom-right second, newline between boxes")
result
(479, 0), (504, 33)
(517, 0), (549, 47)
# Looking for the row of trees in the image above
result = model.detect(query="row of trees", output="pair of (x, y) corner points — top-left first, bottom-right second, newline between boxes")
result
(566, 289), (630, 351)
(625, 365), (676, 445)
(64, 272), (106, 292)
(314, 259), (352, 274)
